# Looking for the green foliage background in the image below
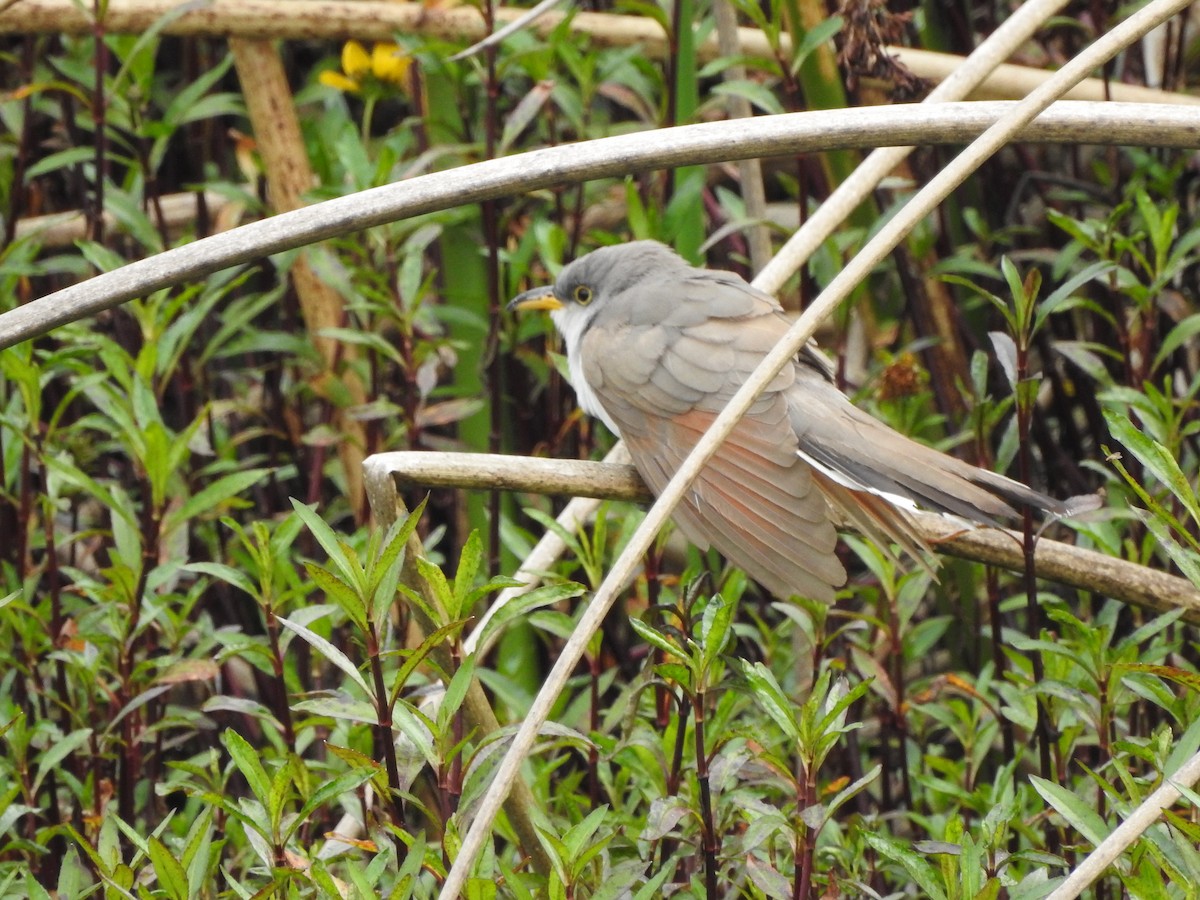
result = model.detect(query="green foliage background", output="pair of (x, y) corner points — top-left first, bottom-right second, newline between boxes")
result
(3, 1), (1200, 896)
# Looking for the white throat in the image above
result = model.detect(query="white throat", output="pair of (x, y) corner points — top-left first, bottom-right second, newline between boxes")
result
(551, 306), (622, 435)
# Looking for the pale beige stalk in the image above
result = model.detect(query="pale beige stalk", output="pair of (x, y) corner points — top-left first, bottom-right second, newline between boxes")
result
(438, 2), (1196, 895)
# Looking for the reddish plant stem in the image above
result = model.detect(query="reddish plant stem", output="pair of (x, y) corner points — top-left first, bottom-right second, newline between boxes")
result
(367, 628), (407, 829)
(90, 0), (108, 244)
(1015, 340), (1058, 856)
(264, 603), (297, 752)
(794, 758), (817, 900)
(693, 690), (719, 898)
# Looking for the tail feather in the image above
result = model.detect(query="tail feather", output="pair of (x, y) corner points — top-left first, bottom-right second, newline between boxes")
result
(811, 471), (936, 577)
(791, 379), (1066, 526)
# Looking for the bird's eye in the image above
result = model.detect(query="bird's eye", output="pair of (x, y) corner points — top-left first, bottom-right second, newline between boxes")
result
(573, 284), (593, 305)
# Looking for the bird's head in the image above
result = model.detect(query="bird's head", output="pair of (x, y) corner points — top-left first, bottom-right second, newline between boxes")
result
(507, 241), (685, 347)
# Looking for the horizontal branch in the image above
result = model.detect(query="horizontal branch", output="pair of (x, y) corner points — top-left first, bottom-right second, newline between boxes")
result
(14, 190), (236, 246)
(4, 1), (1198, 107)
(376, 450), (649, 501)
(5, 101), (1200, 350)
(369, 451), (1200, 622)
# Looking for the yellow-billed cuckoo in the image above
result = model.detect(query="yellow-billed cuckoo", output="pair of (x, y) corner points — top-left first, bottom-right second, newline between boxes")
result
(509, 240), (1069, 603)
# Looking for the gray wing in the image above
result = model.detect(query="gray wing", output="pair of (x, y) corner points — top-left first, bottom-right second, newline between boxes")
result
(581, 277), (844, 603)
(684, 273), (1063, 524)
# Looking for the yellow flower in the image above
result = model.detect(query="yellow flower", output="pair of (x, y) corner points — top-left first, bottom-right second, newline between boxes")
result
(372, 43), (412, 88)
(320, 40), (412, 95)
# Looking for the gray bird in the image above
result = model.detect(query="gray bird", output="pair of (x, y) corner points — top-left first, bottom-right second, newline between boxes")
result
(509, 240), (1067, 603)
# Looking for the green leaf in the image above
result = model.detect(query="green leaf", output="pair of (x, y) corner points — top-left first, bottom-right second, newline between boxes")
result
(861, 831), (948, 900)
(742, 662), (800, 742)
(32, 728), (92, 796)
(390, 620), (470, 710)
(415, 556), (454, 617)
(165, 468), (272, 532)
(698, 592), (733, 669)
(522, 507), (584, 560)
(1030, 775), (1109, 847)
(1131, 506), (1200, 587)
(392, 702), (438, 769)
(183, 561), (258, 599)
(449, 530), (483, 621)
(791, 15), (844, 73)
(276, 614), (371, 696)
(1106, 410), (1200, 525)
(560, 805), (609, 859)
(267, 755), (296, 836)
(148, 837), (189, 900)
(628, 616), (681, 659)
(439, 656), (477, 729)
(305, 562), (368, 631)
(45, 452), (135, 529)
(1165, 716), (1200, 779)
(470, 582), (586, 655)
(161, 52), (236, 125)
(664, 168), (706, 263)
(653, 662), (692, 686)
(1054, 340), (1118, 383)
(24, 146), (93, 180)
(367, 497), (426, 608)
(1034, 260), (1115, 334)
(710, 80), (784, 115)
(943, 274), (1014, 333)
(223, 729), (272, 813)
(284, 768), (377, 845)
(180, 808), (216, 897)
(317, 327), (407, 365)
(818, 675), (872, 736)
(1153, 313), (1200, 372)
(58, 824), (112, 878)
(819, 764), (881, 830)
(290, 498), (363, 590)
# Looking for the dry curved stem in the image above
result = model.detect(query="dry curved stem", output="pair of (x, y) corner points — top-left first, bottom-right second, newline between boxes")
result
(14, 190), (237, 246)
(1044, 747), (1200, 899)
(439, 2), (1196, 895)
(891, 45), (1200, 106)
(7, 101), (1200, 350)
(448, 0), (564, 62)
(6, 0), (1199, 108)
(363, 451), (1200, 623)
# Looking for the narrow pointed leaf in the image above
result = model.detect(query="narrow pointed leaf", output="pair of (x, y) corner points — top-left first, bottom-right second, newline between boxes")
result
(277, 615), (371, 696)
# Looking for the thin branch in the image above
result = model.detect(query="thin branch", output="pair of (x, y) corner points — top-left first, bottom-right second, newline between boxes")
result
(365, 451), (1200, 623)
(448, 0), (563, 61)
(374, 451), (646, 501)
(14, 189), (234, 246)
(437, 2), (1195, 894)
(4, 1), (1198, 107)
(1045, 748), (1200, 899)
(7, 102), (1200, 350)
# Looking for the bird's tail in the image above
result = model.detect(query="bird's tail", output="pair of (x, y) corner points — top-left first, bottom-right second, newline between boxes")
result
(810, 470), (936, 576)
(791, 379), (1074, 528)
